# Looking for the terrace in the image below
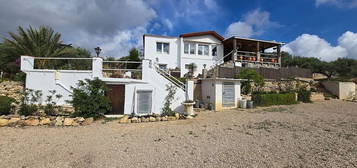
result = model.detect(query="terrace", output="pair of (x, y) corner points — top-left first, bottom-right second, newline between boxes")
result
(223, 37), (283, 68)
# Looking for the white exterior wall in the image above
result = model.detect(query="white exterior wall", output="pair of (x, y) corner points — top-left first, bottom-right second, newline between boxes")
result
(144, 36), (180, 69)
(144, 34), (223, 77)
(201, 79), (242, 111)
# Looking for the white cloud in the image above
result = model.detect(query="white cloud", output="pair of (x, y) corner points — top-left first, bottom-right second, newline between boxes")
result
(338, 31), (357, 60)
(282, 33), (352, 61)
(225, 9), (281, 38)
(225, 22), (254, 38)
(204, 0), (218, 10)
(0, 0), (156, 58)
(163, 19), (174, 31)
(315, 0), (357, 8)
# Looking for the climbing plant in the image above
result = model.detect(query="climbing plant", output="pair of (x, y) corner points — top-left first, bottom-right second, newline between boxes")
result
(161, 84), (177, 116)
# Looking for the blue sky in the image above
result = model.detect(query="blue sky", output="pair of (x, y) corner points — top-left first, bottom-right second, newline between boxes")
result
(0, 0), (356, 60)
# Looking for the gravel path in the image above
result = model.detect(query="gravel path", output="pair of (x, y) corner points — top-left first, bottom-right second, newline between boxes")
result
(0, 100), (356, 168)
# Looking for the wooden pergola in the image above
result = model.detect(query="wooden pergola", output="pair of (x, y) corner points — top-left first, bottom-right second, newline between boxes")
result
(223, 37), (283, 66)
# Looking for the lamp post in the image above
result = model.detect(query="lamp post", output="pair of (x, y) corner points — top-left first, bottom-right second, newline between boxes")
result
(94, 46), (102, 57)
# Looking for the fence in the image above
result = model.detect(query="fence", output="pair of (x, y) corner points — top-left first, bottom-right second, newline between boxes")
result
(218, 66), (312, 80)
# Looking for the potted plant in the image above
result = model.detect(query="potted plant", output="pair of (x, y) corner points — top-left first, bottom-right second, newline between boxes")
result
(182, 100), (195, 116)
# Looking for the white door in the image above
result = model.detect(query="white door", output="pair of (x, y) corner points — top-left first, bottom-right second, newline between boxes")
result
(222, 82), (235, 107)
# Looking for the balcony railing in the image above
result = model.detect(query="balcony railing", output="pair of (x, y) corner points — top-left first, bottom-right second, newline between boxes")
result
(102, 61), (142, 79)
(235, 51), (280, 66)
(33, 57), (93, 70)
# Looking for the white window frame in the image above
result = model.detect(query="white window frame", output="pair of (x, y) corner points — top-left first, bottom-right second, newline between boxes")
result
(198, 44), (209, 56)
(135, 90), (153, 115)
(156, 42), (170, 54)
(211, 45), (217, 56)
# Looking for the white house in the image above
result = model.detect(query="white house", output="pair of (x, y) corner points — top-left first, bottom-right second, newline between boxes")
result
(143, 31), (225, 77)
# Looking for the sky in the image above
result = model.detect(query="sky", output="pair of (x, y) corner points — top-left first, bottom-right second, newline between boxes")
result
(0, 0), (356, 61)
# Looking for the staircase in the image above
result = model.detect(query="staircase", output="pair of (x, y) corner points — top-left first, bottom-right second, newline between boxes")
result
(206, 49), (237, 78)
(153, 64), (186, 91)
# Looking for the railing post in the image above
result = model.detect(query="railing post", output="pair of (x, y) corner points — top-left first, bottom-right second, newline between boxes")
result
(92, 57), (103, 78)
(21, 56), (35, 71)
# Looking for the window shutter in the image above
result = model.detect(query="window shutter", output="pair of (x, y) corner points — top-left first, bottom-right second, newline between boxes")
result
(137, 91), (152, 114)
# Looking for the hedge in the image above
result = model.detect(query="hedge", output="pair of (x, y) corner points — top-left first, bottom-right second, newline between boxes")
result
(0, 96), (16, 115)
(252, 93), (298, 106)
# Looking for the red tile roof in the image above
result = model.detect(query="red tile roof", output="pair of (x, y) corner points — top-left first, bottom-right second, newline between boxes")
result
(179, 31), (224, 41)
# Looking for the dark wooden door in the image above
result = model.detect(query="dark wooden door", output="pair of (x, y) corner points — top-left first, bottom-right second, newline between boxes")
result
(106, 85), (125, 115)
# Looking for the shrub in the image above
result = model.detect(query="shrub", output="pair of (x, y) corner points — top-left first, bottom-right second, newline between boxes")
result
(19, 89), (42, 116)
(67, 78), (111, 119)
(235, 69), (264, 94)
(297, 88), (311, 103)
(44, 90), (63, 115)
(252, 93), (298, 106)
(0, 96), (16, 115)
(161, 84), (177, 116)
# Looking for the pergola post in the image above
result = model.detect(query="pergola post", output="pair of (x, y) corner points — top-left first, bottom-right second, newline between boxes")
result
(232, 39), (237, 62)
(256, 42), (260, 62)
(277, 45), (281, 66)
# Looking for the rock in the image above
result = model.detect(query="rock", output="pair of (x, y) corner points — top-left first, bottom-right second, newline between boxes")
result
(149, 116), (156, 122)
(63, 118), (74, 126)
(156, 116), (162, 121)
(40, 118), (51, 125)
(76, 117), (85, 122)
(141, 117), (149, 122)
(83, 117), (94, 125)
(0, 119), (9, 126)
(167, 116), (177, 121)
(131, 117), (138, 123)
(175, 113), (180, 120)
(55, 117), (64, 126)
(118, 115), (129, 124)
(137, 117), (141, 123)
(72, 121), (80, 126)
(25, 119), (40, 126)
(186, 115), (194, 119)
(161, 116), (168, 121)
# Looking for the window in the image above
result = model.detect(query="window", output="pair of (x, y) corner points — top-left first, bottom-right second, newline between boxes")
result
(198, 44), (209, 56)
(189, 43), (196, 54)
(211, 45), (217, 56)
(158, 64), (167, 70)
(137, 90), (152, 114)
(184, 43), (189, 54)
(156, 42), (169, 54)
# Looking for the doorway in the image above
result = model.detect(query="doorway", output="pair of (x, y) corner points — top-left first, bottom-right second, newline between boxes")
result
(222, 82), (235, 107)
(106, 85), (125, 115)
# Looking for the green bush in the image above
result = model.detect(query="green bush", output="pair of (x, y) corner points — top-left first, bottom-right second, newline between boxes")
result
(235, 69), (264, 94)
(67, 78), (111, 119)
(297, 88), (312, 103)
(19, 104), (38, 116)
(0, 96), (16, 115)
(252, 93), (298, 106)
(161, 84), (177, 116)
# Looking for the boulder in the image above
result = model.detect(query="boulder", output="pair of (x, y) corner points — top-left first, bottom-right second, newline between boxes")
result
(131, 117), (138, 123)
(40, 118), (51, 125)
(83, 117), (94, 125)
(175, 113), (180, 120)
(141, 117), (149, 122)
(55, 117), (64, 126)
(156, 116), (162, 121)
(167, 116), (177, 121)
(25, 119), (40, 126)
(0, 119), (9, 126)
(8, 118), (20, 124)
(63, 118), (74, 126)
(76, 117), (85, 122)
(186, 115), (194, 119)
(149, 117), (156, 122)
(72, 121), (80, 126)
(118, 115), (129, 124)
(161, 116), (168, 121)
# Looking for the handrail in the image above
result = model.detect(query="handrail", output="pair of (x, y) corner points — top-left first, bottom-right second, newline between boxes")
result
(153, 64), (185, 91)
(33, 57), (93, 60)
(209, 49), (237, 70)
(103, 60), (142, 63)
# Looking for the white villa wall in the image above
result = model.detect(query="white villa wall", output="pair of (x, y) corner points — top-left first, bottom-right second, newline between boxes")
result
(322, 81), (356, 99)
(201, 79), (242, 111)
(144, 35), (180, 69)
(144, 34), (223, 77)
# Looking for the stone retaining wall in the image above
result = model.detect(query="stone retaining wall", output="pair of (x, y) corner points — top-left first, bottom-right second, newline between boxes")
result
(0, 115), (94, 127)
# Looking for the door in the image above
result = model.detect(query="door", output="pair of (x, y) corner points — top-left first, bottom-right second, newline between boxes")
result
(106, 85), (125, 115)
(222, 82), (235, 107)
(137, 90), (152, 114)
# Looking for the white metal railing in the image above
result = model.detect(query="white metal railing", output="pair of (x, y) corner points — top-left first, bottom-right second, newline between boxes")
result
(153, 63), (185, 91)
(102, 60), (142, 79)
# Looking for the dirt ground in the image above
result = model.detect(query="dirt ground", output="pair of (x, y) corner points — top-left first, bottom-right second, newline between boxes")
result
(0, 100), (356, 168)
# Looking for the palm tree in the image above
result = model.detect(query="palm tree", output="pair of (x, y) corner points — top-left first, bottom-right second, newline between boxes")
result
(3, 25), (65, 57)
